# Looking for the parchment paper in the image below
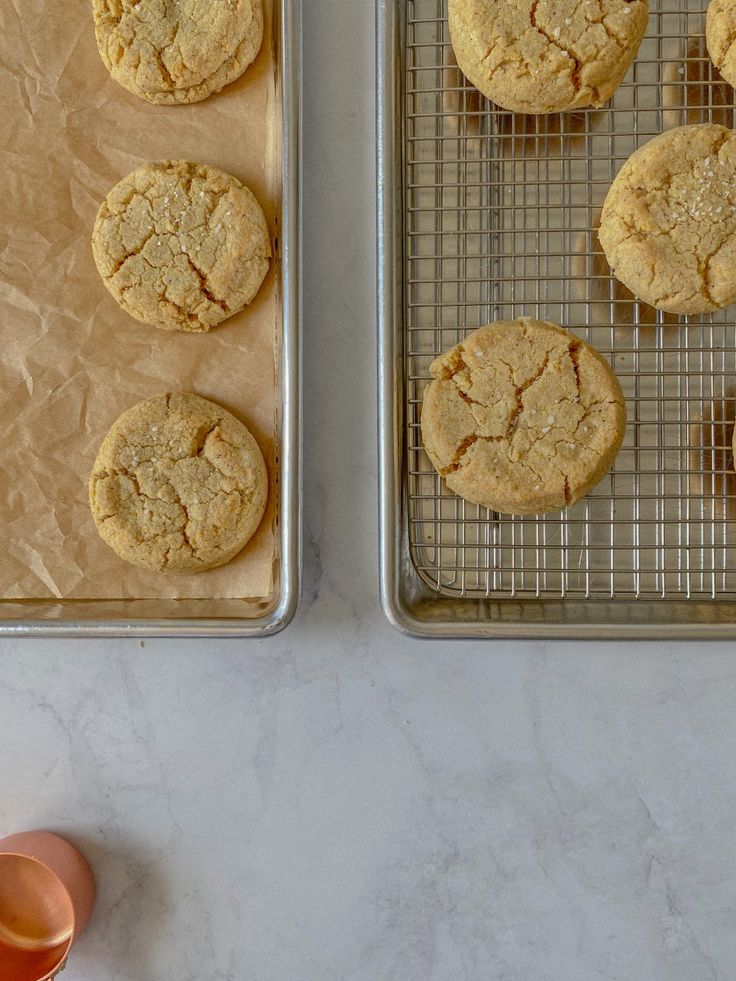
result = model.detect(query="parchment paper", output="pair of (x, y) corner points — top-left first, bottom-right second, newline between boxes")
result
(0, 0), (280, 603)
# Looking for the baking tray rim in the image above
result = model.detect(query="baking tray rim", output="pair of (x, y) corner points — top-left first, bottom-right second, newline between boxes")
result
(1, 0), (302, 640)
(375, 0), (736, 640)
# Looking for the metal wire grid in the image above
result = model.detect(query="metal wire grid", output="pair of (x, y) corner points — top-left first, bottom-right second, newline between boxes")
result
(405, 0), (736, 601)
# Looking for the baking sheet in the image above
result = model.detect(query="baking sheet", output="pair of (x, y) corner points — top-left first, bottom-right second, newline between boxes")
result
(0, 0), (280, 601)
(378, 0), (736, 638)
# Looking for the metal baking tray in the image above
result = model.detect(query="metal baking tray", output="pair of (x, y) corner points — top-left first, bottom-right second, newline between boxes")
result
(1, 0), (301, 638)
(377, 0), (736, 638)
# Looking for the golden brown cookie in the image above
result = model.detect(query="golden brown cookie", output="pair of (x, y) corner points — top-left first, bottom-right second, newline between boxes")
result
(89, 393), (268, 574)
(92, 161), (271, 333)
(599, 124), (736, 315)
(92, 0), (264, 105)
(707, 0), (736, 91)
(448, 0), (649, 114)
(421, 318), (626, 514)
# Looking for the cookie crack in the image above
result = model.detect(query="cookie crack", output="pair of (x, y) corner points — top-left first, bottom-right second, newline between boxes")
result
(571, 398), (620, 442)
(177, 499), (196, 559)
(107, 228), (156, 277)
(699, 251), (719, 309)
(439, 434), (481, 476)
(440, 350), (554, 475)
(184, 255), (229, 313)
(569, 342), (582, 401)
(162, 291), (204, 328)
(530, 0), (582, 94)
(486, 53), (534, 84)
(458, 390), (485, 409)
(196, 422), (222, 455)
(594, 13), (627, 51)
(151, 44), (176, 90)
(712, 127), (731, 162)
(506, 351), (550, 440)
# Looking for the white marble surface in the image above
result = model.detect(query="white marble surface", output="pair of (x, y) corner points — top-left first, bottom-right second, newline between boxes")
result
(3, 2), (736, 979)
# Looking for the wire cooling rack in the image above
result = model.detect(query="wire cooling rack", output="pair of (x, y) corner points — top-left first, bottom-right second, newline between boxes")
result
(405, 0), (736, 601)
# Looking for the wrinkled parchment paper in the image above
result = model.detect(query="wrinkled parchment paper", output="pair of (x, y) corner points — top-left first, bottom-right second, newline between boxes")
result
(0, 0), (280, 608)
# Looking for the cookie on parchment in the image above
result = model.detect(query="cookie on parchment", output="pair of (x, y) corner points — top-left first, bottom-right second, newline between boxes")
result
(92, 161), (271, 333)
(89, 393), (268, 574)
(599, 124), (736, 315)
(92, 0), (264, 105)
(421, 318), (626, 515)
(447, 0), (649, 114)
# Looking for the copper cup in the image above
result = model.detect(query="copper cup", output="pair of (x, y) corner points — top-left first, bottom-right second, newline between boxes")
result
(0, 832), (96, 981)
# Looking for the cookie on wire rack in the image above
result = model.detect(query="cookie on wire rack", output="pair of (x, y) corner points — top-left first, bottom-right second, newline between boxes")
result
(448, 0), (649, 114)
(599, 123), (736, 315)
(421, 318), (627, 515)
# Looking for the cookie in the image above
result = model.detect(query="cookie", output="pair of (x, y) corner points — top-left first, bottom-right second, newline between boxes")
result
(448, 0), (649, 114)
(707, 0), (736, 91)
(599, 124), (736, 315)
(420, 318), (626, 515)
(89, 393), (268, 574)
(92, 0), (264, 105)
(92, 161), (271, 333)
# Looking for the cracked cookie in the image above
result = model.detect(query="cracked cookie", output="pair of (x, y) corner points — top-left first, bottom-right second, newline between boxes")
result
(707, 0), (736, 91)
(93, 0), (264, 105)
(92, 160), (271, 333)
(421, 318), (626, 515)
(89, 393), (268, 574)
(599, 124), (736, 315)
(448, 0), (648, 114)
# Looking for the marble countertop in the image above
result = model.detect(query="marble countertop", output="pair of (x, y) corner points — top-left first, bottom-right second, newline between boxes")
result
(2, 3), (736, 979)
